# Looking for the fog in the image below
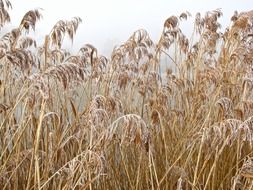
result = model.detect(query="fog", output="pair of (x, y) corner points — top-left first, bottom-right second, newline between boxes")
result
(7, 0), (253, 55)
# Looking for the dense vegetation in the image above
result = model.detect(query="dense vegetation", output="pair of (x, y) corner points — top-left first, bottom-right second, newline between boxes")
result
(0, 1), (253, 189)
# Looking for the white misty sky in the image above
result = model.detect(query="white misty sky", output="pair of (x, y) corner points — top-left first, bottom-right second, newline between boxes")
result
(6, 0), (253, 55)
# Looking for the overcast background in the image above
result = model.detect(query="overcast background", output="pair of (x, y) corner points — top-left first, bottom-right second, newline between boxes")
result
(6, 0), (253, 55)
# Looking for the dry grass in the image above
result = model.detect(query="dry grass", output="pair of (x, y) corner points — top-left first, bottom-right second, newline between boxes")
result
(0, 2), (253, 189)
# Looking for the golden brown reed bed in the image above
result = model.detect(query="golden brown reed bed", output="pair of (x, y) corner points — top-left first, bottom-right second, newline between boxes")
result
(0, 0), (253, 189)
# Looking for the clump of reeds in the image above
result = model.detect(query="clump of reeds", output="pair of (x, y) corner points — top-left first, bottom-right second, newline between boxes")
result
(1, 2), (253, 189)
